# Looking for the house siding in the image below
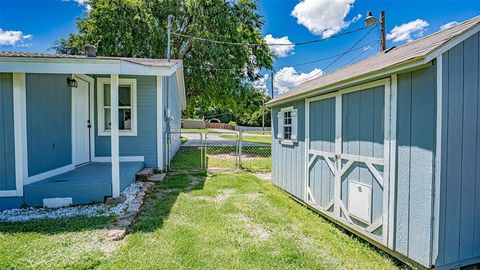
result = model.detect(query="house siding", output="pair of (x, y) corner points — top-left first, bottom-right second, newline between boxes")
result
(26, 74), (72, 176)
(436, 33), (480, 266)
(0, 73), (16, 191)
(271, 100), (305, 200)
(165, 74), (181, 161)
(94, 75), (157, 168)
(394, 66), (436, 266)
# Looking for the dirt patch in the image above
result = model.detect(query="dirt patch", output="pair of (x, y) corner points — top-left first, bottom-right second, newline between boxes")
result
(193, 189), (235, 203)
(231, 213), (270, 240)
(255, 173), (271, 181)
(246, 192), (264, 200)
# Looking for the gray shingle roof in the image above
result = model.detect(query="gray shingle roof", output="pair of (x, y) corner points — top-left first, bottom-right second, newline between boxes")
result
(0, 51), (181, 67)
(268, 15), (480, 105)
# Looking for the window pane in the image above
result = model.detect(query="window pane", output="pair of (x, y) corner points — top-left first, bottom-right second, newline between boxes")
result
(104, 84), (111, 106)
(104, 108), (111, 130)
(119, 86), (131, 106)
(119, 109), (132, 130)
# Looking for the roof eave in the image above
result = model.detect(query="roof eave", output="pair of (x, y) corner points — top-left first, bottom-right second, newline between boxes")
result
(266, 57), (430, 107)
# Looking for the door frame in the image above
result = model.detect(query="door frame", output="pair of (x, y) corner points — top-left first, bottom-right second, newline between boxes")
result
(304, 77), (397, 248)
(72, 74), (95, 165)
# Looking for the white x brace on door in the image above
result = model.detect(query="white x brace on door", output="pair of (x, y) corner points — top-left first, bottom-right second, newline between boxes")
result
(305, 78), (396, 247)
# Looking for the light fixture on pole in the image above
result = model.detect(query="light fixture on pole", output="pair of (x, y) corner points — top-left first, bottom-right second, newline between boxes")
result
(364, 11), (386, 51)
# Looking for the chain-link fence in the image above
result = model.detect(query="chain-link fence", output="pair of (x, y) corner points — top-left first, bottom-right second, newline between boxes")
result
(167, 131), (271, 172)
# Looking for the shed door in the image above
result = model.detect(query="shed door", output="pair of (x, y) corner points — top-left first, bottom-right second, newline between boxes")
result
(306, 79), (392, 246)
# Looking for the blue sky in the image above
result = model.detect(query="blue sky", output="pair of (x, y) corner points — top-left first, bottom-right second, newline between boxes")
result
(1, 0), (479, 95)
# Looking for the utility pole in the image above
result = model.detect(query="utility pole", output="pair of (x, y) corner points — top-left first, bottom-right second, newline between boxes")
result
(380, 11), (386, 51)
(167, 15), (174, 62)
(270, 70), (274, 98)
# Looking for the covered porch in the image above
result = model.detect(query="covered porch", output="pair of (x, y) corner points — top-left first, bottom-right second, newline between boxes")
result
(24, 162), (144, 207)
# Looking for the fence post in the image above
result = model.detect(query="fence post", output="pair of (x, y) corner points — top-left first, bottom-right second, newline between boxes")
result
(238, 131), (242, 168)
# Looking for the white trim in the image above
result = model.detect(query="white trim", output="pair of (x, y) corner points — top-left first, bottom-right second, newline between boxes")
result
(382, 77), (392, 246)
(0, 56), (181, 76)
(97, 77), (138, 136)
(110, 74), (120, 197)
(12, 73), (27, 197)
(175, 68), (187, 110)
(268, 60), (431, 107)
(157, 76), (164, 170)
(25, 164), (75, 185)
(431, 55), (443, 263)
(388, 74), (398, 249)
(0, 190), (18, 197)
(425, 24), (480, 63)
(279, 106), (296, 145)
(333, 94), (342, 217)
(92, 156), (144, 162)
(304, 99), (310, 202)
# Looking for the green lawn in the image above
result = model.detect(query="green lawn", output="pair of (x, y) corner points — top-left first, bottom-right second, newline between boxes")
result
(181, 128), (210, 133)
(0, 171), (401, 270)
(244, 130), (271, 136)
(220, 134), (271, 144)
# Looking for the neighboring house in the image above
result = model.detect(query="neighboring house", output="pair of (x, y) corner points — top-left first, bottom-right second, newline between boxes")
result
(267, 16), (480, 269)
(0, 50), (185, 210)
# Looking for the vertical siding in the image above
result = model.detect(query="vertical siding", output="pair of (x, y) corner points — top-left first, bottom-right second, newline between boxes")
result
(341, 86), (384, 227)
(166, 74), (181, 160)
(395, 66), (436, 266)
(95, 75), (157, 168)
(309, 97), (335, 208)
(26, 74), (72, 176)
(0, 73), (16, 190)
(437, 33), (480, 266)
(271, 100), (305, 199)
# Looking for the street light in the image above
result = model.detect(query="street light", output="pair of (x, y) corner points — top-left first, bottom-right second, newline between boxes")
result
(365, 11), (386, 52)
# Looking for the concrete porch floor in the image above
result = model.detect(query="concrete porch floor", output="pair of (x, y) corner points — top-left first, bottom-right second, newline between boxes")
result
(24, 162), (144, 207)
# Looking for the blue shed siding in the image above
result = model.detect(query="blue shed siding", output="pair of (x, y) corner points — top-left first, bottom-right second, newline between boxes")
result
(0, 73), (16, 191)
(394, 66), (436, 266)
(271, 100), (305, 200)
(26, 74), (72, 176)
(94, 75), (157, 168)
(436, 33), (480, 266)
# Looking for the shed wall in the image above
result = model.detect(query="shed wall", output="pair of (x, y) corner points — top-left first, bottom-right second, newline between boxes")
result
(436, 32), (480, 266)
(94, 75), (158, 167)
(271, 100), (305, 200)
(165, 74), (181, 161)
(394, 66), (436, 266)
(0, 73), (16, 190)
(26, 74), (72, 176)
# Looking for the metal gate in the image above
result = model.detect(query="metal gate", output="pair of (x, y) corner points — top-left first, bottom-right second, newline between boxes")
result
(167, 131), (271, 172)
(305, 78), (393, 246)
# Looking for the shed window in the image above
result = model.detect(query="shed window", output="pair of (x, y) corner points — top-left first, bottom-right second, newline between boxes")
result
(97, 78), (137, 136)
(277, 107), (298, 145)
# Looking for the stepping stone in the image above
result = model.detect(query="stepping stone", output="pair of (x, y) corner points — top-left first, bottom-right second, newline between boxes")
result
(136, 168), (154, 181)
(146, 173), (166, 183)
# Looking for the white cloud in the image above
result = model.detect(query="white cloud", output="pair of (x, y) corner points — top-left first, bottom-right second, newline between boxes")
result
(291, 0), (361, 38)
(0, 28), (32, 46)
(264, 34), (294, 58)
(65, 0), (91, 11)
(440, 21), (460, 30)
(387, 19), (429, 43)
(274, 67), (323, 94)
(253, 73), (269, 92)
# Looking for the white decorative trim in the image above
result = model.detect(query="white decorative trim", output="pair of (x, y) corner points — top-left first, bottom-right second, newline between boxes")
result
(0, 56), (181, 76)
(97, 77), (138, 136)
(279, 106), (297, 145)
(93, 156), (144, 162)
(304, 98), (310, 202)
(110, 74), (120, 197)
(431, 55), (443, 263)
(12, 73), (27, 197)
(25, 164), (75, 185)
(157, 76), (164, 170)
(388, 74), (398, 249)
(333, 94), (342, 217)
(382, 76), (392, 246)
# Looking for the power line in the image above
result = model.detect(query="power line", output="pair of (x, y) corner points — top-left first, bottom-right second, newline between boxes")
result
(172, 26), (368, 47)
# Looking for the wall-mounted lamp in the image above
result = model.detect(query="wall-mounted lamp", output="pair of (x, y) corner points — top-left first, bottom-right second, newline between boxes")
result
(67, 77), (78, 88)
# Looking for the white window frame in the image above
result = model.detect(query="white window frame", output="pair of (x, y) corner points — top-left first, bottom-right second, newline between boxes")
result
(97, 77), (137, 136)
(278, 106), (298, 145)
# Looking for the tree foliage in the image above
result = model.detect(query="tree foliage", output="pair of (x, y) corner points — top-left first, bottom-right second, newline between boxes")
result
(55, 0), (273, 122)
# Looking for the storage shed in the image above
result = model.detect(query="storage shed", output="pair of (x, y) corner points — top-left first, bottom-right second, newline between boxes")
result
(267, 16), (480, 269)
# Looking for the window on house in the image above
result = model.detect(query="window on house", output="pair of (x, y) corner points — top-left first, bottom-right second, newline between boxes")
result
(283, 111), (292, 140)
(277, 106), (298, 144)
(97, 78), (137, 136)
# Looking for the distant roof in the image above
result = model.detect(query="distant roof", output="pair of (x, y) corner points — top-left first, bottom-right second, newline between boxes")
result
(0, 51), (181, 67)
(267, 15), (480, 106)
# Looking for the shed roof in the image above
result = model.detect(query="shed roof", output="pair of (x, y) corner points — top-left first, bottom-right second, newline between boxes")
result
(267, 15), (480, 106)
(0, 51), (181, 67)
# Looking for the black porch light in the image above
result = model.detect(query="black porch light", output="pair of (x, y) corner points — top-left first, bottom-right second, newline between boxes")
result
(67, 77), (78, 88)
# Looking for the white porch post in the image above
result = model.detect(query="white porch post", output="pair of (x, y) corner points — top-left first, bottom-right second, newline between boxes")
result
(110, 74), (120, 197)
(13, 73), (27, 197)
(156, 75), (164, 170)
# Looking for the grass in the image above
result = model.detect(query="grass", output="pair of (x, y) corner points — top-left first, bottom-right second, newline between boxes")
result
(181, 128), (210, 133)
(244, 130), (271, 135)
(0, 171), (402, 269)
(220, 134), (271, 144)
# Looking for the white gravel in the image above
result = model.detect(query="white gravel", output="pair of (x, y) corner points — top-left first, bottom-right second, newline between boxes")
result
(0, 182), (144, 223)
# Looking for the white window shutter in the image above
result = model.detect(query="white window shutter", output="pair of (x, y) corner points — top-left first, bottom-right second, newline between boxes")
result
(291, 108), (298, 141)
(277, 111), (284, 139)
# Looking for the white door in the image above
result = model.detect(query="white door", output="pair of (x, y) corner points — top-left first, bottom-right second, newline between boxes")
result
(72, 77), (91, 165)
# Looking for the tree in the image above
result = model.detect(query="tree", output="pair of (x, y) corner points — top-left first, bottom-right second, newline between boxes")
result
(55, 0), (273, 117)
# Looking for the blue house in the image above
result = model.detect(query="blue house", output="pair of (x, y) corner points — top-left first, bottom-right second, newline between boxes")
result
(267, 16), (480, 269)
(0, 49), (185, 210)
